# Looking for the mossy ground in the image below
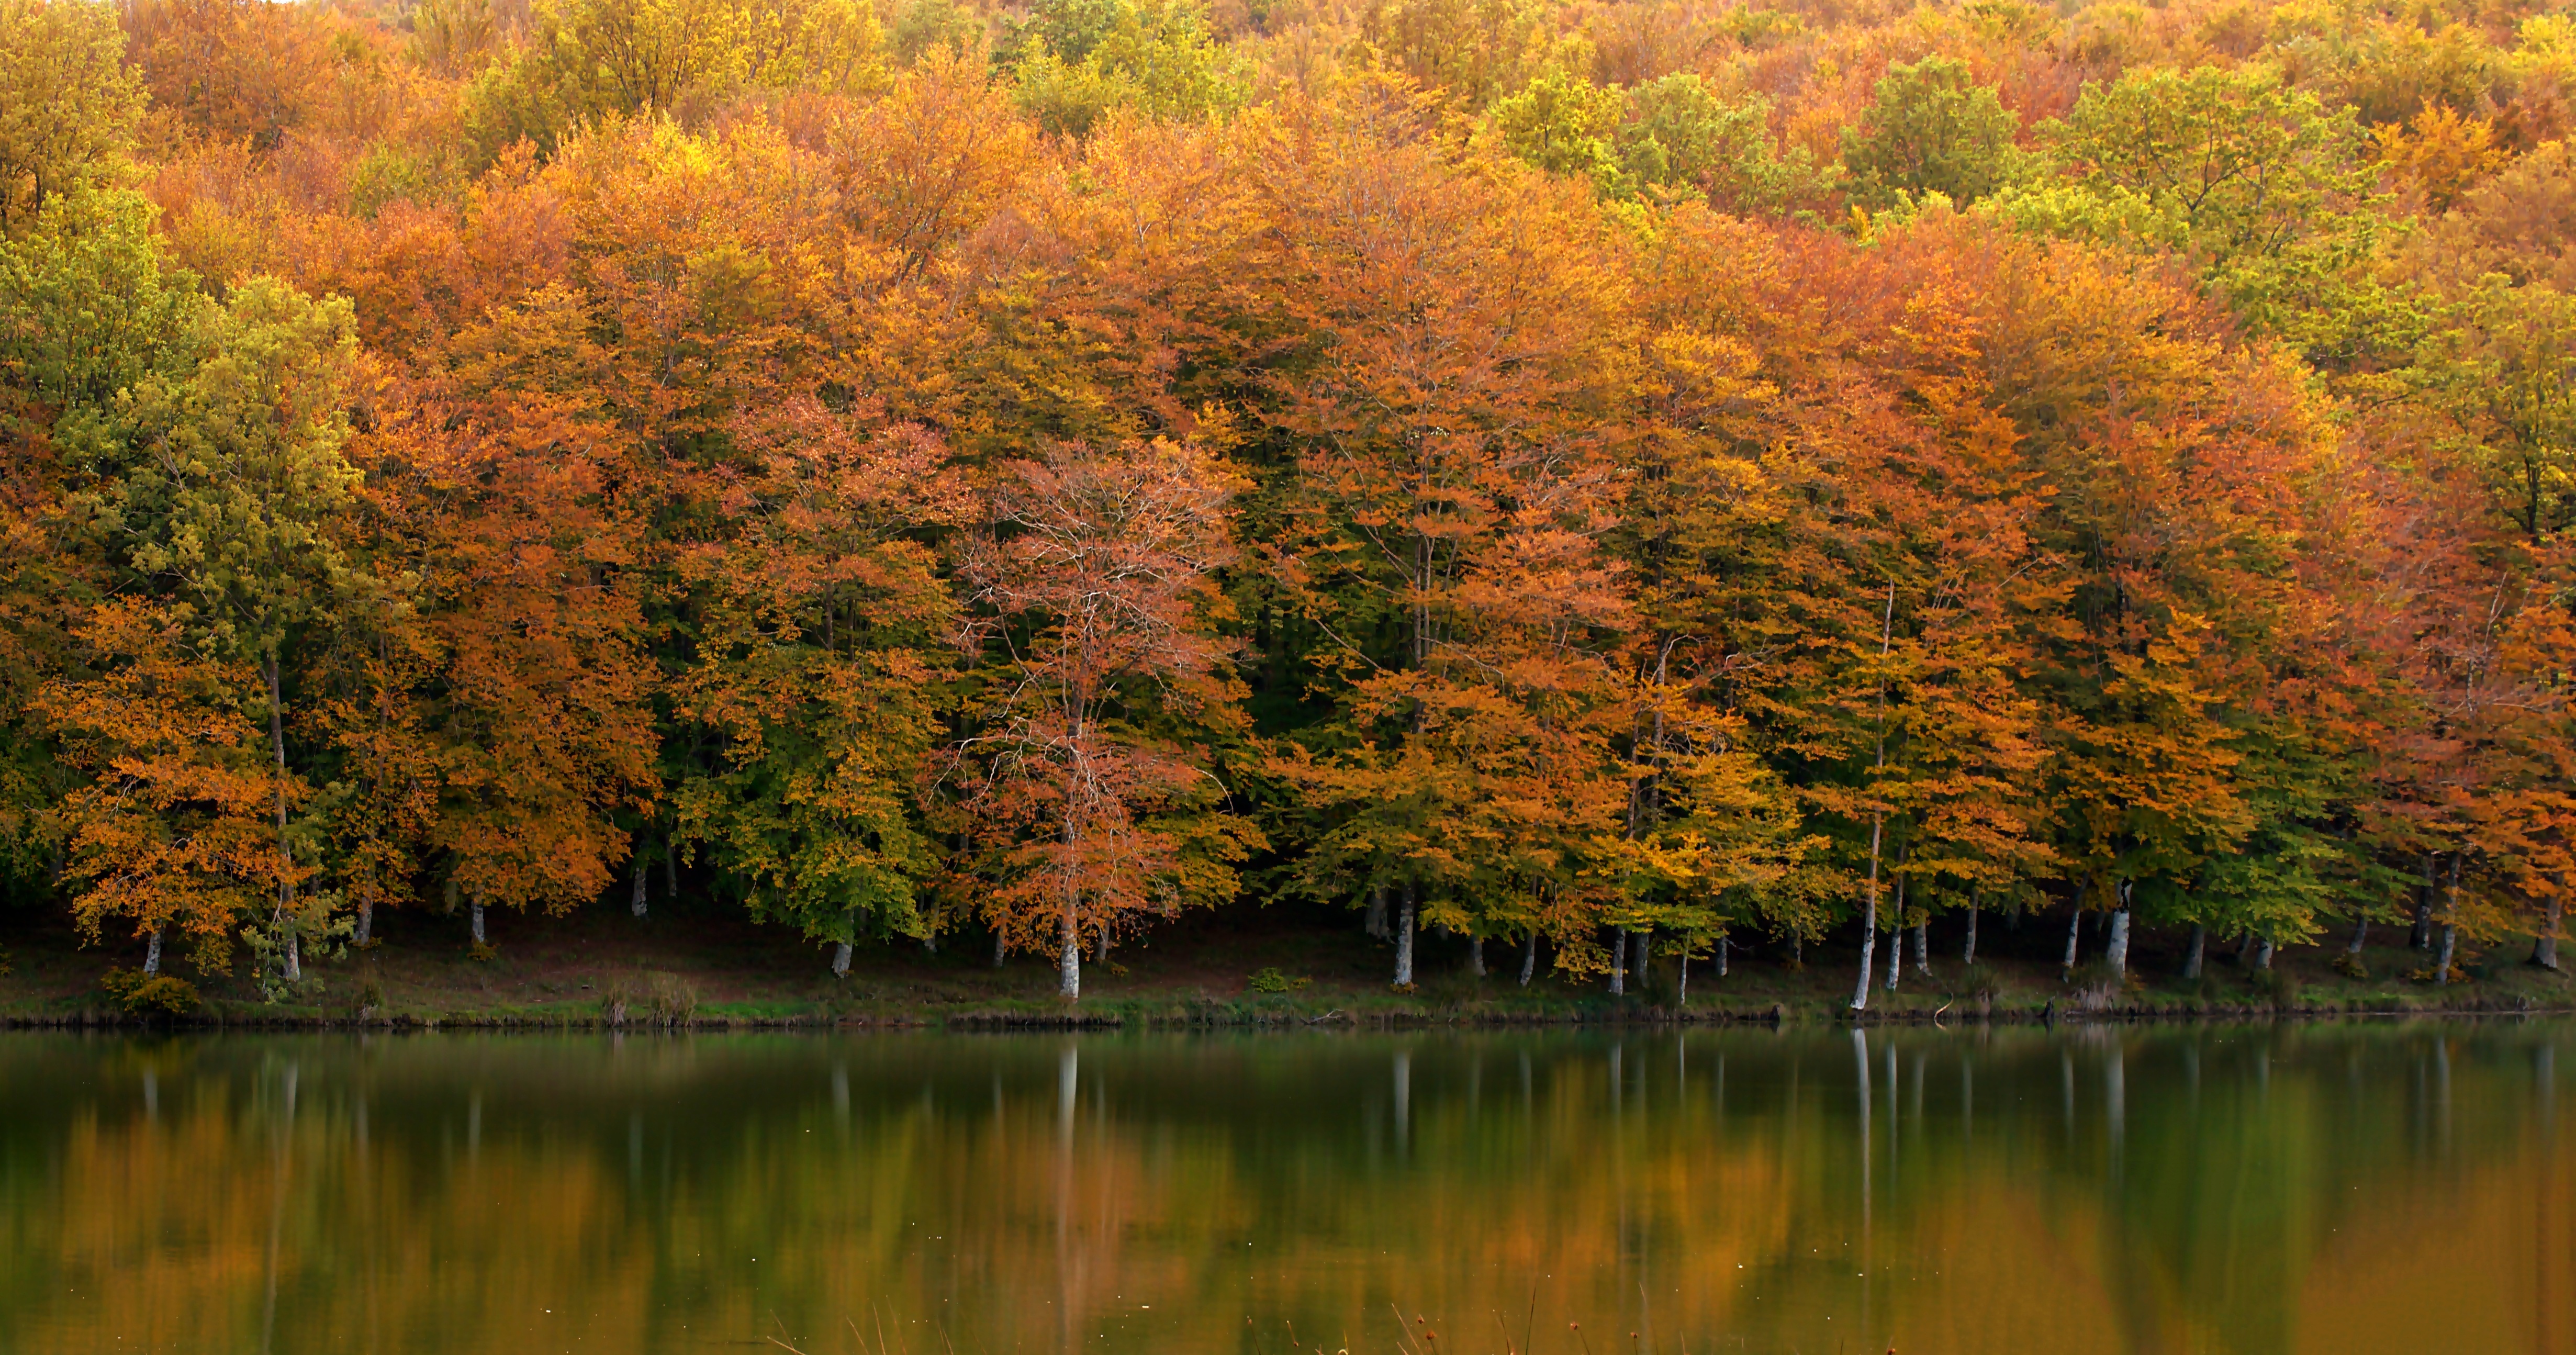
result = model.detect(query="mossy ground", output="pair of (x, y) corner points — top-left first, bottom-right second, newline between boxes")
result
(2, 897), (2569, 1028)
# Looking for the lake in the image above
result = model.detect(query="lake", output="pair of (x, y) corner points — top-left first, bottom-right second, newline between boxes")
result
(1, 1022), (2569, 1354)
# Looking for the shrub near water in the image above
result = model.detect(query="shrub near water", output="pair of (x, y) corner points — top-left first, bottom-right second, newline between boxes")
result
(97, 968), (202, 1018)
(600, 973), (699, 1026)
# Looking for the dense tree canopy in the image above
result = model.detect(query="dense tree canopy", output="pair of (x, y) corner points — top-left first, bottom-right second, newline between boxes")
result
(0, 0), (2569, 1003)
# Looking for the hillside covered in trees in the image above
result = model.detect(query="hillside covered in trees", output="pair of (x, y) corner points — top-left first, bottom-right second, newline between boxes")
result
(0, 0), (2569, 1008)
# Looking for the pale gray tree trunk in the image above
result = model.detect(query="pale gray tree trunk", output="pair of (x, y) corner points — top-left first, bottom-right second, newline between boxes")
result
(2347, 909), (2369, 960)
(264, 652), (300, 985)
(1365, 885), (1387, 940)
(354, 891), (373, 945)
(1609, 927), (1629, 995)
(1058, 910), (1080, 1000)
(1468, 935), (1484, 977)
(1884, 868), (1905, 992)
(2062, 906), (2082, 971)
(1852, 902), (1878, 1012)
(1677, 950), (1688, 1005)
(2437, 924), (2458, 983)
(1961, 892), (1978, 965)
(143, 927), (163, 976)
(832, 942), (853, 976)
(2183, 923), (2207, 980)
(993, 927), (1006, 968)
(1519, 930), (1537, 986)
(1392, 883), (1416, 988)
(2255, 937), (2275, 971)
(1851, 585), (1896, 1014)
(1059, 809), (1081, 1000)
(2533, 890), (2562, 971)
(2104, 880), (2133, 976)
(1911, 919), (1929, 976)
(1716, 934), (1729, 978)
(469, 897), (486, 946)
(631, 856), (649, 917)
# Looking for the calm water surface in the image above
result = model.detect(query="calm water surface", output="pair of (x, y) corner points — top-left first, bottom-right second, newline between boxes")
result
(2, 1022), (2571, 1354)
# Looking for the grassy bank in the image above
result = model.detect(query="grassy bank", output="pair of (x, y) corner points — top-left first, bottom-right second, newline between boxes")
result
(3, 899), (2571, 1030)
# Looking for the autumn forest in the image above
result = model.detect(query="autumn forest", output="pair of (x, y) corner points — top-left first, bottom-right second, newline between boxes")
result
(0, 0), (2571, 1009)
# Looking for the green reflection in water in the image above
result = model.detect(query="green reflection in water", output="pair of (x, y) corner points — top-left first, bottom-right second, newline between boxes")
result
(0, 1023), (2570, 1354)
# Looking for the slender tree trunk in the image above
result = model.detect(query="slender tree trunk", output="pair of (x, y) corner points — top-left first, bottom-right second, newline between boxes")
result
(832, 942), (853, 976)
(2413, 853), (2436, 950)
(2062, 906), (2082, 972)
(1793, 934), (1803, 969)
(354, 891), (372, 946)
(1632, 929), (1651, 992)
(993, 927), (1006, 968)
(264, 652), (299, 984)
(2105, 880), (2133, 976)
(1852, 587), (1897, 1013)
(1365, 885), (1387, 940)
(1468, 935), (1484, 977)
(1852, 899), (1879, 1012)
(2347, 910), (2369, 959)
(469, 896), (486, 946)
(1519, 928), (1538, 986)
(1717, 934), (1729, 978)
(144, 927), (163, 976)
(1060, 803), (1081, 1001)
(2183, 923), (2206, 980)
(1884, 867), (1906, 992)
(2532, 891), (2562, 971)
(2437, 924), (2458, 984)
(1058, 909), (1080, 1001)
(1962, 891), (1979, 966)
(1677, 950), (1688, 1006)
(1610, 927), (1630, 996)
(1911, 919), (1929, 976)
(1392, 883), (1416, 988)
(2255, 937), (2275, 971)
(923, 930), (938, 958)
(631, 854), (649, 917)
(666, 837), (678, 901)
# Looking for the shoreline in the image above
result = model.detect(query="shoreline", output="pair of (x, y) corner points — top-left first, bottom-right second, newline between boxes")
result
(9, 904), (2570, 1036)
(7, 992), (2570, 1034)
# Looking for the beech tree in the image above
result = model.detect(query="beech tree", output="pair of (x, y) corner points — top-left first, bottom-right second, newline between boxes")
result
(1260, 82), (1631, 989)
(949, 437), (1255, 1000)
(1, 0), (2569, 1004)
(75, 277), (365, 987)
(37, 600), (287, 975)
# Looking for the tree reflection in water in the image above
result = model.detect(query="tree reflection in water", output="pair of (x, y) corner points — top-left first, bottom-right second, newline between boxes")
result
(0, 1023), (2569, 1354)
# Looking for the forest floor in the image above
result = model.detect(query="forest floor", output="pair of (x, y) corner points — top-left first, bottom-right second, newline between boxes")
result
(1, 895), (2571, 1029)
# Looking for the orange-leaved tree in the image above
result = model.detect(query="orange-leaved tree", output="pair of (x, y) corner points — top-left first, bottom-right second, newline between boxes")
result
(37, 599), (294, 975)
(947, 436), (1257, 1000)
(1257, 78), (1632, 989)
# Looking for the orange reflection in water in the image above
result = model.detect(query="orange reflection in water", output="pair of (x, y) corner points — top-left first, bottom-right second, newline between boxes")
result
(1, 1025), (2571, 1355)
